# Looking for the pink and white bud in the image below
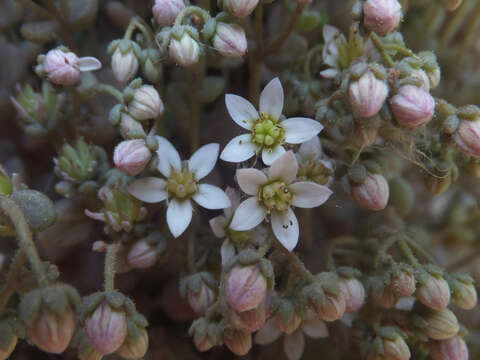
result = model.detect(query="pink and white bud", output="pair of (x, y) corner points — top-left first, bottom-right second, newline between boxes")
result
(370, 335), (411, 360)
(224, 330), (252, 356)
(417, 274), (451, 310)
(349, 71), (389, 118)
(311, 292), (346, 322)
(43, 49), (80, 86)
(84, 302), (127, 355)
(340, 277), (366, 313)
(391, 85), (435, 128)
(226, 265), (267, 312)
(363, 0), (402, 36)
(187, 283), (216, 315)
(373, 286), (397, 308)
(152, 0), (185, 27)
(392, 270), (416, 298)
(117, 328), (149, 360)
(114, 139), (151, 176)
(169, 33), (200, 67)
(128, 85), (164, 120)
(112, 47), (138, 84)
(423, 308), (459, 340)
(127, 238), (157, 269)
(231, 303), (267, 332)
(213, 23), (247, 58)
(411, 69), (431, 91)
(275, 313), (302, 334)
(352, 173), (390, 211)
(223, 0), (259, 18)
(430, 337), (469, 360)
(454, 119), (480, 157)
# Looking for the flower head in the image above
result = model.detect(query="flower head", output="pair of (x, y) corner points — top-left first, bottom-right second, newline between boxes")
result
(229, 151), (332, 250)
(390, 85), (435, 129)
(363, 0), (402, 36)
(127, 136), (231, 237)
(221, 78), (323, 165)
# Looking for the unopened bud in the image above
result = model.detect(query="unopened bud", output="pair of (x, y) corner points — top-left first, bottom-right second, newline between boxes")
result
(117, 327), (149, 359)
(120, 113), (147, 139)
(231, 303), (267, 332)
(351, 173), (390, 211)
(169, 33), (200, 67)
(391, 85), (435, 129)
(213, 23), (247, 58)
(370, 329), (410, 360)
(189, 318), (218, 352)
(340, 277), (366, 313)
(423, 308), (459, 340)
(363, 0), (402, 36)
(226, 265), (267, 312)
(430, 336), (468, 360)
(108, 40), (141, 84)
(410, 69), (431, 91)
(187, 282), (216, 316)
(152, 0), (185, 27)
(223, 0), (259, 18)
(127, 238), (157, 269)
(42, 49), (80, 86)
(128, 85), (164, 121)
(223, 329), (252, 356)
(392, 269), (416, 298)
(417, 272), (450, 310)
(454, 119), (480, 157)
(450, 275), (477, 310)
(307, 275), (347, 321)
(114, 139), (151, 176)
(0, 336), (17, 360)
(349, 71), (388, 118)
(275, 308), (302, 334)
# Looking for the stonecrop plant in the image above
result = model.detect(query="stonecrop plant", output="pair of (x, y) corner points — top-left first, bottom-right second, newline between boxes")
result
(2, 0), (480, 359)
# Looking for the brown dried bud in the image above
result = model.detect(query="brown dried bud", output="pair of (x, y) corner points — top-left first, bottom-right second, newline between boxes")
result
(225, 265), (267, 312)
(223, 329), (252, 356)
(430, 336), (468, 360)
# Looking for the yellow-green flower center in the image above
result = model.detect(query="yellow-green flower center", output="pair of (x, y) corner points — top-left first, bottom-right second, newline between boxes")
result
(258, 180), (293, 213)
(251, 113), (285, 150)
(298, 160), (333, 185)
(167, 167), (197, 199)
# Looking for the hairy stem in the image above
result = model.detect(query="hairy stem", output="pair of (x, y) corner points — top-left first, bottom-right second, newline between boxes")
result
(370, 32), (394, 67)
(272, 234), (314, 282)
(95, 83), (124, 103)
(397, 237), (420, 267)
(0, 249), (26, 310)
(104, 242), (120, 291)
(248, 3), (264, 106)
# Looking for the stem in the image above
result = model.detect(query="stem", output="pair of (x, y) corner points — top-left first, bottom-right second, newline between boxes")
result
(303, 44), (323, 80)
(248, 3), (264, 106)
(174, 6), (211, 26)
(0, 249), (26, 310)
(124, 17), (155, 45)
(0, 196), (48, 287)
(300, 209), (313, 250)
(95, 84), (124, 103)
(369, 32), (394, 67)
(440, 0), (476, 46)
(187, 69), (201, 152)
(187, 230), (196, 273)
(397, 238), (420, 267)
(104, 242), (120, 291)
(272, 233), (314, 282)
(383, 44), (417, 58)
(404, 236), (436, 264)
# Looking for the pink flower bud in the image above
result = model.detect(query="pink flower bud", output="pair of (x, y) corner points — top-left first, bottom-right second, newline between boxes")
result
(314, 292), (347, 322)
(454, 119), (480, 157)
(223, 0), (259, 18)
(213, 23), (247, 58)
(363, 0), (402, 36)
(117, 328), (149, 360)
(391, 269), (416, 298)
(152, 0), (185, 27)
(169, 33), (200, 67)
(369, 335), (411, 360)
(28, 307), (76, 354)
(231, 303), (267, 332)
(84, 302), (127, 355)
(423, 308), (459, 340)
(372, 286), (397, 308)
(223, 329), (252, 356)
(187, 282), (216, 315)
(352, 173), (390, 211)
(114, 139), (151, 176)
(340, 277), (366, 313)
(43, 49), (80, 86)
(391, 85), (435, 128)
(275, 313), (302, 334)
(349, 71), (389, 118)
(430, 337), (469, 360)
(226, 265), (267, 312)
(127, 239), (157, 269)
(417, 273), (450, 310)
(128, 85), (164, 120)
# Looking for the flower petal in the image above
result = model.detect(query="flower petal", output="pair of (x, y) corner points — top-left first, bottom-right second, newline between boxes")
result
(224, 187), (242, 218)
(262, 145), (286, 165)
(297, 136), (322, 162)
(268, 151), (298, 183)
(221, 240), (236, 266)
(254, 319), (282, 345)
(127, 177), (167, 203)
(220, 134), (257, 163)
(156, 136), (181, 177)
(283, 117), (324, 144)
(290, 182), (333, 208)
(236, 168), (267, 196)
(78, 56), (102, 72)
(302, 318), (328, 339)
(189, 143), (219, 180)
(230, 197), (265, 231)
(225, 94), (259, 130)
(209, 215), (227, 238)
(259, 77), (283, 120)
(284, 331), (305, 360)
(323, 24), (340, 43)
(320, 69), (338, 79)
(271, 208), (299, 251)
(192, 184), (231, 209)
(166, 199), (192, 238)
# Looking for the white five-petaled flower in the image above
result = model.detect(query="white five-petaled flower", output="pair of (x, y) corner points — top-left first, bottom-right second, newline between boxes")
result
(229, 151), (332, 251)
(220, 78), (323, 165)
(127, 136), (231, 238)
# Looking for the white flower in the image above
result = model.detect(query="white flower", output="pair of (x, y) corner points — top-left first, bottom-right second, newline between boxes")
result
(229, 151), (332, 251)
(127, 136), (231, 238)
(320, 25), (345, 79)
(220, 78), (323, 165)
(255, 313), (328, 360)
(296, 137), (335, 187)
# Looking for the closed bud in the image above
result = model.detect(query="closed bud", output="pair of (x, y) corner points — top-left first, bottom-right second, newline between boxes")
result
(422, 308), (459, 340)
(226, 265), (267, 312)
(339, 277), (366, 313)
(410, 69), (431, 91)
(351, 173), (390, 211)
(223, 0), (259, 18)
(223, 329), (252, 356)
(127, 238), (157, 269)
(117, 327), (149, 359)
(213, 23), (247, 58)
(108, 40), (141, 84)
(114, 139), (151, 176)
(353, 124), (379, 147)
(450, 275), (477, 310)
(127, 85), (164, 121)
(189, 318), (218, 352)
(275, 312), (302, 334)
(349, 71), (389, 118)
(430, 336), (468, 360)
(42, 49), (80, 86)
(370, 330), (410, 360)
(392, 268), (416, 298)
(417, 272), (450, 310)
(454, 119), (480, 157)
(169, 33), (200, 67)
(391, 85), (435, 128)
(371, 278), (397, 308)
(307, 274), (347, 321)
(363, 0), (402, 36)
(231, 303), (266, 332)
(152, 0), (185, 27)
(187, 282), (216, 316)
(120, 113), (147, 139)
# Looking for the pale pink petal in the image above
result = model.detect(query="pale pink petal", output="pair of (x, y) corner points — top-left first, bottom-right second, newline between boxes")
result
(262, 145), (286, 165)
(284, 331), (305, 360)
(189, 143), (219, 180)
(320, 69), (338, 79)
(156, 136), (181, 177)
(230, 197), (265, 231)
(268, 151), (298, 183)
(220, 134), (257, 163)
(127, 177), (167, 203)
(283, 117), (323, 144)
(209, 215), (227, 238)
(221, 240), (236, 266)
(166, 199), (192, 238)
(259, 77), (284, 120)
(271, 208), (299, 251)
(254, 319), (283, 345)
(290, 182), (333, 208)
(192, 184), (231, 209)
(236, 168), (267, 195)
(84, 209), (106, 222)
(302, 318), (328, 339)
(225, 94), (259, 130)
(323, 24), (340, 43)
(297, 136), (322, 163)
(78, 56), (102, 72)
(224, 187), (242, 218)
